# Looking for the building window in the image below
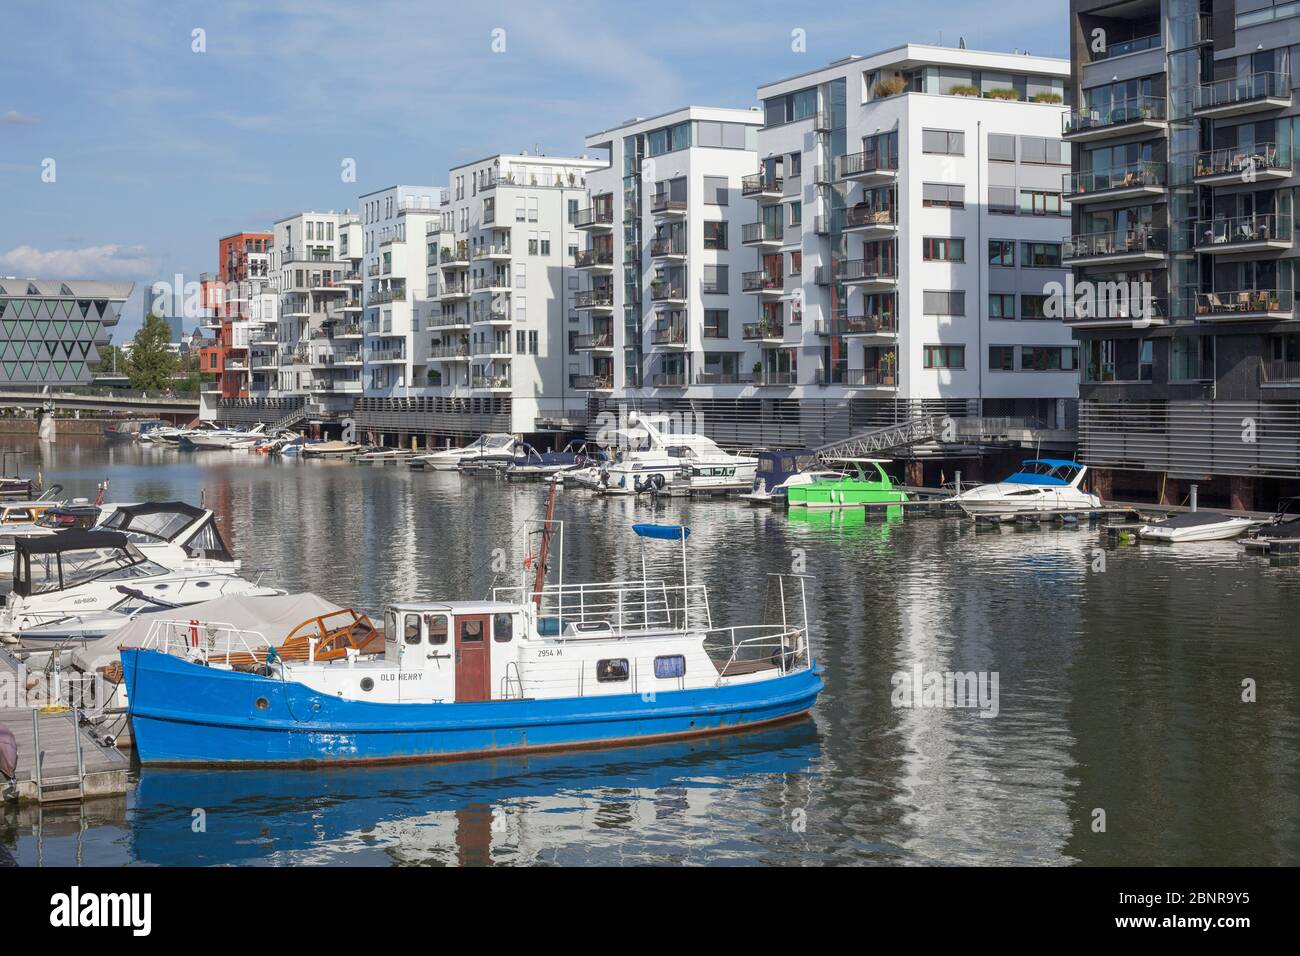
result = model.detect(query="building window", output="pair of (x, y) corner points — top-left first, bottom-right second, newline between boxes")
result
(988, 134), (1017, 162)
(703, 176), (729, 205)
(1021, 346), (1079, 371)
(923, 237), (965, 261)
(922, 128), (965, 155)
(1020, 190), (1065, 216)
(922, 183), (965, 208)
(702, 264), (728, 294)
(597, 658), (629, 682)
(989, 187), (1017, 215)
(1021, 241), (1062, 267)
(989, 239), (1015, 266)
(704, 221), (728, 250)
(989, 294), (1015, 319)
(924, 345), (966, 369)
(704, 309), (728, 337)
(989, 346), (1016, 370)
(1172, 335), (1214, 381)
(923, 290), (965, 315)
(1021, 294), (1050, 319)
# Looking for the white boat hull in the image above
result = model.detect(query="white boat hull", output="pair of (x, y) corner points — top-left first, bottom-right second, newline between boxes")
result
(1139, 517), (1255, 542)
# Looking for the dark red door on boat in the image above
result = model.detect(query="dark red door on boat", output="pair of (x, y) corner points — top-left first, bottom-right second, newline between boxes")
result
(454, 615), (491, 702)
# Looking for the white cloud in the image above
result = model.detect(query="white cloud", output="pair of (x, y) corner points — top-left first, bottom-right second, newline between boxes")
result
(0, 244), (154, 279)
(0, 110), (39, 126)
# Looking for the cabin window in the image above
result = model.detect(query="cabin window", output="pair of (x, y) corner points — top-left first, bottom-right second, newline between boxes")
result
(460, 619), (484, 642)
(493, 613), (513, 643)
(425, 614), (449, 645)
(597, 658), (629, 682)
(654, 655), (686, 679)
(404, 614), (422, 645)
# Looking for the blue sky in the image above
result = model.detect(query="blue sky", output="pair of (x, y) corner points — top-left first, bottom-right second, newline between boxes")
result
(0, 0), (1067, 335)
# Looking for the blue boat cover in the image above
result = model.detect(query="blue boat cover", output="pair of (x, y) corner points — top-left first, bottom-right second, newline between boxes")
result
(632, 523), (690, 541)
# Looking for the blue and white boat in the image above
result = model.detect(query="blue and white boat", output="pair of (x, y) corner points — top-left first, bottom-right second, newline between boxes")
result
(948, 458), (1101, 519)
(120, 523), (823, 767)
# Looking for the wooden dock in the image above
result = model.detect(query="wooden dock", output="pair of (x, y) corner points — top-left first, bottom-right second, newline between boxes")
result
(0, 652), (130, 804)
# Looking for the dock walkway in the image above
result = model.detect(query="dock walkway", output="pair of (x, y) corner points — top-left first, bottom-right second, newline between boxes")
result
(0, 651), (130, 804)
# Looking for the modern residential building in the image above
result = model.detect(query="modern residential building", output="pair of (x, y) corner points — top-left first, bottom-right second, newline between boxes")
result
(1064, 0), (1300, 507)
(579, 106), (762, 402)
(359, 185), (444, 397)
(0, 278), (132, 386)
(197, 232), (274, 414)
(269, 210), (363, 417)
(353, 152), (604, 442)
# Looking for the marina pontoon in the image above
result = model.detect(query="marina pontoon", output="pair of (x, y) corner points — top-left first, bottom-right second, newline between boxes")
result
(949, 459), (1101, 518)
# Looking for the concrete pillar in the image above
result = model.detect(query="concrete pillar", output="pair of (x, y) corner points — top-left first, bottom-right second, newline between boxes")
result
(1230, 475), (1256, 512)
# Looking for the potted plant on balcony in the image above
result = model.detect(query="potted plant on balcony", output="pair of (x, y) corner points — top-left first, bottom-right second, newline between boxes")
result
(872, 75), (907, 98)
(949, 83), (980, 97)
(1031, 91), (1063, 103)
(753, 361), (764, 381)
(988, 87), (1022, 100)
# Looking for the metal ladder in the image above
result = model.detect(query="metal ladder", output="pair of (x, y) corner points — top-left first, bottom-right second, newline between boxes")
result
(31, 707), (86, 804)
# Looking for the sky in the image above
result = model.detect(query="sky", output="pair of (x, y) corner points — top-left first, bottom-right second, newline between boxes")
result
(0, 0), (1068, 336)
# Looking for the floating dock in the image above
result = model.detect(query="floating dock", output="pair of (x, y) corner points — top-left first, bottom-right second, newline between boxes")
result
(0, 651), (130, 804)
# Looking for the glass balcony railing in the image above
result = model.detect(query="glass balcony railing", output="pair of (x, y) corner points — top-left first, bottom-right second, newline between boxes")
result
(1094, 33), (1161, 60)
(837, 257), (897, 283)
(1064, 227), (1168, 259)
(836, 150), (899, 180)
(1196, 289), (1293, 316)
(1063, 95), (1166, 135)
(1196, 72), (1291, 112)
(1195, 213), (1292, 247)
(1193, 142), (1291, 179)
(1065, 161), (1166, 197)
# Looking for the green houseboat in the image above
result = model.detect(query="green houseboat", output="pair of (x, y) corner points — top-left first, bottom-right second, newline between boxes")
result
(786, 458), (909, 510)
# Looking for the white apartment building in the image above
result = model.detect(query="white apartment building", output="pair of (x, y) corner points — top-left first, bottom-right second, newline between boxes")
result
(269, 210), (364, 416)
(355, 152), (604, 440)
(578, 106), (762, 401)
(746, 45), (1077, 437)
(359, 185), (444, 396)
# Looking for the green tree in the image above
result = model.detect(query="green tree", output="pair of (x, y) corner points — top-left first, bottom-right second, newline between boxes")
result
(97, 344), (128, 376)
(125, 313), (181, 391)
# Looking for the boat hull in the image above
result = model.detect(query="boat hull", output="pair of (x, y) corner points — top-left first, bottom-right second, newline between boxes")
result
(120, 648), (823, 767)
(1139, 517), (1254, 542)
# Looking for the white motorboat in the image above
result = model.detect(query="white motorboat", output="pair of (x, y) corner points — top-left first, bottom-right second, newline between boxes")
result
(180, 423), (266, 450)
(1139, 511), (1257, 543)
(409, 433), (518, 471)
(949, 459), (1102, 519)
(599, 413), (757, 495)
(0, 529), (281, 637)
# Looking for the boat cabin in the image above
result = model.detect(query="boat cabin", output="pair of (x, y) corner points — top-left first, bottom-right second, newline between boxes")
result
(11, 530), (167, 597)
(1005, 459), (1086, 486)
(754, 449), (815, 489)
(99, 502), (234, 562)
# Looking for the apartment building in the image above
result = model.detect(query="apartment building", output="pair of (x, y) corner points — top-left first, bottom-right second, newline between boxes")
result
(0, 278), (131, 386)
(359, 185), (444, 397)
(1065, 0), (1300, 507)
(577, 107), (762, 402)
(269, 210), (363, 417)
(197, 232), (274, 413)
(353, 152), (604, 441)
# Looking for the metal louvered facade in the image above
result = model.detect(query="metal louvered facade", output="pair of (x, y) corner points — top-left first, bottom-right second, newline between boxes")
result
(0, 279), (130, 386)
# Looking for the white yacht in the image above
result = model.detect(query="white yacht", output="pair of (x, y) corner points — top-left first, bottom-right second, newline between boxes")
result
(409, 433), (518, 471)
(1139, 512), (1257, 543)
(949, 459), (1102, 518)
(180, 424), (265, 450)
(0, 529), (281, 638)
(599, 413), (757, 495)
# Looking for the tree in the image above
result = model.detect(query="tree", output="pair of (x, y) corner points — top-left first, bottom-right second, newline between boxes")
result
(125, 313), (181, 391)
(97, 344), (128, 376)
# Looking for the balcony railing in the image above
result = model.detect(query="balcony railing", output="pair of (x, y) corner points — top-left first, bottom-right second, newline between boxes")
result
(649, 283), (686, 302)
(742, 321), (784, 340)
(369, 288), (406, 305)
(1063, 227), (1168, 259)
(428, 345), (470, 359)
(1196, 289), (1293, 316)
(575, 332), (614, 349)
(1196, 72), (1291, 112)
(365, 348), (407, 362)
(651, 373), (688, 387)
(650, 326), (687, 346)
(473, 375), (512, 389)
(742, 270), (782, 293)
(1062, 95), (1167, 136)
(1195, 213), (1292, 247)
(1066, 161), (1166, 197)
(473, 275), (510, 291)
(1264, 360), (1300, 383)
(843, 313), (898, 335)
(1194, 142), (1291, 179)
(574, 206), (614, 228)
(1094, 33), (1161, 60)
(428, 312), (469, 328)
(650, 238), (688, 258)
(741, 173), (783, 196)
(820, 367), (898, 387)
(574, 249), (614, 268)
(742, 222), (781, 244)
(651, 193), (688, 215)
(836, 150), (898, 180)
(837, 257), (897, 283)
(842, 205), (897, 230)
(574, 289), (614, 309)
(573, 374), (613, 390)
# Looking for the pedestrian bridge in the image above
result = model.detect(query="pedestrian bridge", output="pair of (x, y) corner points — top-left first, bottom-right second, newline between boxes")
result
(0, 387), (199, 418)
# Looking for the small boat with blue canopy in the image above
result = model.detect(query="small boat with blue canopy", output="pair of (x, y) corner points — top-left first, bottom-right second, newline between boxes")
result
(949, 458), (1101, 518)
(119, 504), (823, 767)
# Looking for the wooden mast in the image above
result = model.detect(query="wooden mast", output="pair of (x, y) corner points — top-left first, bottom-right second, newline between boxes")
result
(532, 479), (558, 607)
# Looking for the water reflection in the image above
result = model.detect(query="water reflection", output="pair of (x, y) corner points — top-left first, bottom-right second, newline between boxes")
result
(1, 437), (1296, 866)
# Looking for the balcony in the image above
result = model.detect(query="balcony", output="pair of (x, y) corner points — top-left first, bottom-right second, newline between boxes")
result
(1195, 72), (1291, 118)
(575, 332), (615, 351)
(575, 206), (614, 230)
(1064, 161), (1166, 204)
(1063, 295), (1167, 330)
(472, 274), (511, 293)
(428, 345), (470, 361)
(575, 249), (614, 270)
(1195, 214), (1292, 254)
(473, 308), (512, 325)
(651, 192), (688, 217)
(650, 325), (687, 348)
(1062, 95), (1167, 142)
(473, 244), (513, 261)
(330, 323), (364, 338)
(369, 288), (407, 305)
(439, 284), (471, 301)
(836, 150), (898, 184)
(439, 246), (470, 269)
(822, 368), (897, 388)
(1193, 143), (1292, 184)
(842, 204), (897, 236)
(472, 375), (513, 391)
(1063, 227), (1168, 266)
(742, 321), (784, 344)
(741, 270), (783, 296)
(311, 380), (363, 394)
(843, 313), (898, 337)
(650, 238), (688, 260)
(342, 271), (363, 285)
(1196, 289), (1293, 321)
(1263, 360), (1300, 385)
(650, 373), (688, 388)
(338, 298), (363, 311)
(837, 257), (898, 288)
(742, 222), (782, 248)
(573, 374), (613, 391)
(649, 282), (687, 304)
(574, 289), (615, 310)
(428, 312), (471, 330)
(741, 173), (783, 200)
(754, 370), (799, 387)
(365, 349), (407, 364)
(472, 341), (513, 358)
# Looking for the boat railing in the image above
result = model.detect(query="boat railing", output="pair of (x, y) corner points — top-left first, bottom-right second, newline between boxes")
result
(494, 579), (713, 634)
(137, 618), (275, 668)
(704, 623), (811, 685)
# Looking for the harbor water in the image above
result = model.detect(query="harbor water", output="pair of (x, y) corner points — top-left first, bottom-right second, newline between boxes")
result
(2, 436), (1297, 866)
